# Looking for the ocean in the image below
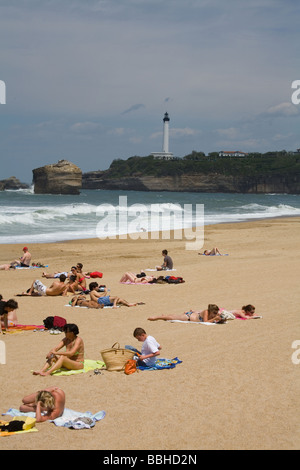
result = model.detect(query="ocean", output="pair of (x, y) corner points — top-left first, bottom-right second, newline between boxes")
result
(0, 187), (300, 244)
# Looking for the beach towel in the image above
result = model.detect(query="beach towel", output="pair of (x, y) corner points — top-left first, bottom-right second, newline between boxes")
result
(65, 304), (119, 308)
(145, 268), (176, 272)
(137, 357), (182, 371)
(3, 408), (105, 429)
(15, 265), (49, 269)
(49, 359), (105, 376)
(0, 417), (38, 437)
(120, 281), (154, 285)
(198, 253), (229, 256)
(167, 320), (217, 325)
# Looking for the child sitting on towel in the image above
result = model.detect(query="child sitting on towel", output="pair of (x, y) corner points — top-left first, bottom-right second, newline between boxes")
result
(132, 327), (162, 368)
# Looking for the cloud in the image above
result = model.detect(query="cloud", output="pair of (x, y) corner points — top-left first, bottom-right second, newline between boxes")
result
(70, 121), (102, 133)
(264, 102), (299, 117)
(121, 104), (145, 115)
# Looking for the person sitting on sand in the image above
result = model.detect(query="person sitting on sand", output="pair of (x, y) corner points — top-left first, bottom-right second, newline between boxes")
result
(33, 323), (84, 376)
(120, 272), (156, 284)
(75, 263), (87, 291)
(19, 387), (65, 422)
(200, 247), (222, 256)
(22, 274), (67, 296)
(70, 294), (103, 309)
(63, 274), (80, 295)
(10, 246), (32, 267)
(0, 296), (19, 333)
(148, 304), (223, 323)
(156, 249), (173, 271)
(133, 327), (162, 367)
(89, 282), (142, 308)
(223, 304), (260, 320)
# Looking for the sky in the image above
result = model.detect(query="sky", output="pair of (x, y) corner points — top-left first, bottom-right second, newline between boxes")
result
(0, 0), (299, 183)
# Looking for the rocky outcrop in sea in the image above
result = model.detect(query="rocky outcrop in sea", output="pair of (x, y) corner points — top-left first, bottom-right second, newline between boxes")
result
(33, 160), (82, 195)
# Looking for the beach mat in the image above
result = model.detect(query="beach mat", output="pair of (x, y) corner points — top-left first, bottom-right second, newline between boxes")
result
(46, 359), (105, 376)
(167, 320), (217, 325)
(138, 357), (182, 371)
(3, 408), (106, 429)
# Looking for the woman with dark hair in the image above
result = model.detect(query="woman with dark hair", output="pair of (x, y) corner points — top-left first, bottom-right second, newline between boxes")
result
(33, 323), (84, 376)
(148, 304), (222, 323)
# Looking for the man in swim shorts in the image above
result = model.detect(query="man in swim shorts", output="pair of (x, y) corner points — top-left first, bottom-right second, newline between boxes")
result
(23, 274), (67, 296)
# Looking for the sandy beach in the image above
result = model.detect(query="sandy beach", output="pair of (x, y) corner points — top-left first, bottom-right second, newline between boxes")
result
(0, 217), (299, 450)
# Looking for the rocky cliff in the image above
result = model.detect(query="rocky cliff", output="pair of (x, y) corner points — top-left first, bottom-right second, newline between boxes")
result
(82, 171), (300, 194)
(0, 176), (29, 191)
(33, 160), (82, 195)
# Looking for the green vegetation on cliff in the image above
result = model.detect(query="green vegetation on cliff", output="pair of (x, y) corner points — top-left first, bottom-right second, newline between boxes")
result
(106, 151), (300, 179)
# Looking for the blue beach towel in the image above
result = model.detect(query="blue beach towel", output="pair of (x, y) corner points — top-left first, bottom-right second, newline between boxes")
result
(137, 357), (182, 371)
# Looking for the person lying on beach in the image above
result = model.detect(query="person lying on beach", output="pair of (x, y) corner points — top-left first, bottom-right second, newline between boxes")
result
(70, 294), (104, 309)
(19, 387), (65, 422)
(10, 246), (32, 267)
(0, 296), (19, 333)
(225, 304), (260, 319)
(33, 323), (84, 376)
(199, 247), (223, 256)
(22, 274), (67, 296)
(42, 271), (69, 279)
(120, 272), (156, 284)
(0, 264), (16, 271)
(148, 304), (223, 323)
(89, 282), (142, 308)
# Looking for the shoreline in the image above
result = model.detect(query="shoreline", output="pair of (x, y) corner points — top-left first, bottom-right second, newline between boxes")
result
(0, 216), (299, 450)
(1, 214), (299, 247)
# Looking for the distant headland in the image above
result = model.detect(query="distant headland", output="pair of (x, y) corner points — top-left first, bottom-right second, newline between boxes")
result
(1, 149), (300, 194)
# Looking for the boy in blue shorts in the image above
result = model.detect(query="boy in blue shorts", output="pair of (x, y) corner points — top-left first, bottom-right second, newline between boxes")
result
(89, 282), (139, 308)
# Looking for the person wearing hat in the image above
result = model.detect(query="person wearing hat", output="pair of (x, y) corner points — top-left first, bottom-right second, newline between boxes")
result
(10, 246), (32, 268)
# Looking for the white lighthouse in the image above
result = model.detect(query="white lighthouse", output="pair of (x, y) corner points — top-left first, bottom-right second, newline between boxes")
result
(151, 112), (174, 160)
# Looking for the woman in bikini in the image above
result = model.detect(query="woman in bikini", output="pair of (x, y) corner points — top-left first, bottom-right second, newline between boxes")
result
(33, 323), (85, 376)
(148, 304), (222, 323)
(120, 272), (156, 284)
(71, 294), (103, 309)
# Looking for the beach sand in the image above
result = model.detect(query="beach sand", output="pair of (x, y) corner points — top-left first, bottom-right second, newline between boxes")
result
(0, 217), (299, 450)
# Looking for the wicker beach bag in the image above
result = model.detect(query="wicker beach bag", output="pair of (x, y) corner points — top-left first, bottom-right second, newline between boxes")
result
(100, 342), (135, 371)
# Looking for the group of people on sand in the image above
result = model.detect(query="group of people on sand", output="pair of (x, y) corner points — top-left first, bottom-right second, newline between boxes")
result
(1, 245), (259, 423)
(148, 304), (259, 323)
(20, 324), (160, 421)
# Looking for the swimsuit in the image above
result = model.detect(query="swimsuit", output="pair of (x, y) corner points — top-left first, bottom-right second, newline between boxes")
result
(184, 311), (203, 322)
(184, 311), (193, 320)
(97, 296), (113, 307)
(33, 280), (47, 295)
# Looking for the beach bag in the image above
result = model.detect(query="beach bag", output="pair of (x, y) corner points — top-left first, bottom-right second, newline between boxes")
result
(100, 342), (135, 372)
(124, 359), (138, 375)
(53, 316), (67, 330)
